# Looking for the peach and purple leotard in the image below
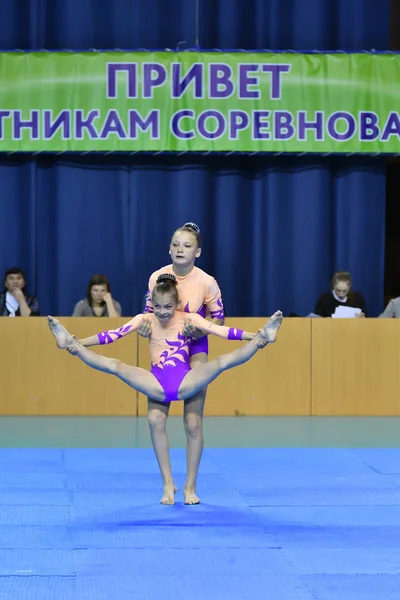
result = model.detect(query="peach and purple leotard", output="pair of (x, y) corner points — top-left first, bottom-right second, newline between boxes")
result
(144, 265), (225, 356)
(96, 312), (243, 402)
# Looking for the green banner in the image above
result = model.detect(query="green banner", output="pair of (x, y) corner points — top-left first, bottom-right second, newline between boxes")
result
(0, 51), (399, 153)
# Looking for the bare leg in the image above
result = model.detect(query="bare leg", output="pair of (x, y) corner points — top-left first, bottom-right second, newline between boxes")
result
(183, 353), (207, 505)
(147, 399), (177, 505)
(178, 311), (283, 401)
(47, 316), (165, 401)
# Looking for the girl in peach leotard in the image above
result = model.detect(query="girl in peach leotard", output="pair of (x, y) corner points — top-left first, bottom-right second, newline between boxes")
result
(47, 274), (283, 506)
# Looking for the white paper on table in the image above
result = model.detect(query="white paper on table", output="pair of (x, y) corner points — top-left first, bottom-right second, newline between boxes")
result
(331, 305), (361, 319)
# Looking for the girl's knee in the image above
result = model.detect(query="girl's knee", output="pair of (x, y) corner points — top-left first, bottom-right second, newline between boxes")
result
(148, 409), (168, 431)
(109, 358), (122, 375)
(184, 413), (203, 438)
(216, 354), (230, 370)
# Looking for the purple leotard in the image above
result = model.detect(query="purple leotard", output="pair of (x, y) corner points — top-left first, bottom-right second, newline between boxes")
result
(150, 361), (191, 403)
(187, 304), (209, 356)
(149, 327), (243, 402)
(96, 316), (243, 403)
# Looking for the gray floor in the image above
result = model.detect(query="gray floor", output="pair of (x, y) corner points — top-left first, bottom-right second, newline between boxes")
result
(0, 416), (399, 447)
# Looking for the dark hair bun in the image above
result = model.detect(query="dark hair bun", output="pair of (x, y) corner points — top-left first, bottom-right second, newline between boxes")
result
(182, 222), (200, 234)
(156, 273), (178, 286)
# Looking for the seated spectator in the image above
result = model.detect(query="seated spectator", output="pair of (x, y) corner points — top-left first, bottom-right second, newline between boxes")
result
(0, 267), (40, 317)
(314, 271), (366, 318)
(379, 296), (400, 318)
(72, 274), (121, 317)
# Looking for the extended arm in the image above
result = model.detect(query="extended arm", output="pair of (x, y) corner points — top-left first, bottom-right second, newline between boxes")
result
(79, 314), (144, 347)
(188, 313), (255, 341)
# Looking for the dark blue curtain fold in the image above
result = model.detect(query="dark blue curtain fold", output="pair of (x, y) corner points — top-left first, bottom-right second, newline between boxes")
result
(0, 0), (389, 51)
(0, 155), (386, 317)
(200, 0), (389, 51)
(0, 0), (390, 318)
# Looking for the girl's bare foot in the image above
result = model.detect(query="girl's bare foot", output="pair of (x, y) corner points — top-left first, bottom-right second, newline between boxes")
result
(259, 310), (283, 345)
(47, 316), (75, 349)
(160, 484), (178, 505)
(184, 487), (200, 505)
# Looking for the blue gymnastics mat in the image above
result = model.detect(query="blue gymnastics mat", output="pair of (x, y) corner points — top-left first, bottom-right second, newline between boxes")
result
(0, 447), (400, 599)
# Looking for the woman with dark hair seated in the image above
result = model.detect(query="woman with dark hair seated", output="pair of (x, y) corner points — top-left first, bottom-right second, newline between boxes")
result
(72, 274), (121, 317)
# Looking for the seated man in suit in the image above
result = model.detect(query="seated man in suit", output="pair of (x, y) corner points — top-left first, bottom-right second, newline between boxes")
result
(0, 267), (40, 317)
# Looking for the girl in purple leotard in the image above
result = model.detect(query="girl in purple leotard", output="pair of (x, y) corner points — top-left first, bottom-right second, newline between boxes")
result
(47, 274), (283, 506)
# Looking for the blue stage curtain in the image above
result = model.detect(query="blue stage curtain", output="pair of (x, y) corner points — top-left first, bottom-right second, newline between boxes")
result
(0, 0), (389, 51)
(0, 0), (390, 317)
(0, 155), (386, 317)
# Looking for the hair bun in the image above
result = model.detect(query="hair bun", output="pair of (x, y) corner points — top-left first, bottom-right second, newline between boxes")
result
(183, 222), (200, 234)
(156, 273), (178, 286)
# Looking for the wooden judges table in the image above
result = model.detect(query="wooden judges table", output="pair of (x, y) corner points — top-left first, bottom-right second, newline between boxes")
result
(2, 317), (400, 416)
